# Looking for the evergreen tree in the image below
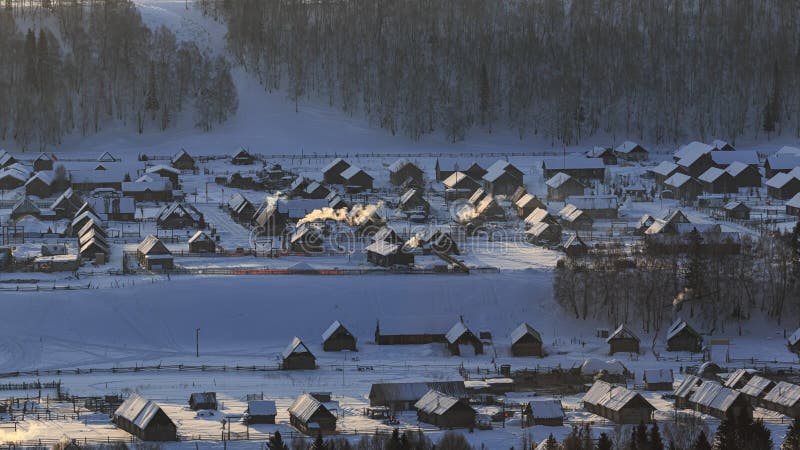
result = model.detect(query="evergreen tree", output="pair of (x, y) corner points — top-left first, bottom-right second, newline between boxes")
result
(544, 434), (559, 450)
(691, 431), (711, 450)
(635, 422), (650, 450)
(312, 431), (326, 450)
(597, 433), (613, 450)
(649, 422), (664, 450)
(267, 430), (289, 450)
(783, 417), (800, 450)
(713, 418), (737, 450)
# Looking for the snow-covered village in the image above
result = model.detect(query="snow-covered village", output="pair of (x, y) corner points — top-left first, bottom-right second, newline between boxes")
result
(2, 1), (800, 449)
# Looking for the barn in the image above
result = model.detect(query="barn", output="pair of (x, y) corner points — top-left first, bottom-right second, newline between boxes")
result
(698, 167), (736, 194)
(565, 195), (618, 219)
(288, 394), (337, 435)
(188, 392), (217, 411)
(675, 143), (714, 177)
(244, 400), (277, 424)
(415, 390), (476, 428)
(389, 159), (424, 186)
(231, 149), (255, 165)
(123, 177), (173, 202)
(113, 393), (177, 441)
(24, 171), (54, 198)
(368, 381), (466, 411)
(642, 369), (674, 391)
(725, 161), (761, 188)
(33, 153), (53, 172)
(340, 166), (374, 191)
(445, 320), (483, 356)
(666, 318), (702, 352)
(522, 399), (564, 427)
(558, 204), (594, 230)
(374, 320), (447, 346)
(525, 222), (562, 245)
(171, 149), (196, 171)
(607, 325), (640, 354)
(767, 172), (800, 200)
(765, 151), (800, 177)
(546, 172), (585, 201)
(136, 235), (173, 271)
(442, 171), (480, 199)
(322, 158), (351, 185)
(663, 173), (702, 202)
(188, 231), (216, 253)
(510, 322), (543, 357)
(688, 381), (753, 421)
(435, 160), (486, 182)
(304, 181), (330, 199)
(322, 321), (357, 352)
(582, 381), (654, 424)
(482, 160), (524, 196)
(281, 337), (316, 370)
(615, 141), (649, 161)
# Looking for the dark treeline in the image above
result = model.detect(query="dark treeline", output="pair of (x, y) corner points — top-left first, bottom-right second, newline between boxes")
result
(554, 227), (800, 337)
(0, 0), (237, 151)
(199, 0), (800, 146)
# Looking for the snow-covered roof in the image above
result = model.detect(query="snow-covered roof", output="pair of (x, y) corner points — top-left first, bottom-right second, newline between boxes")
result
(289, 393), (330, 422)
(545, 172), (576, 189)
(442, 171), (473, 189)
(615, 141), (646, 154)
(565, 195), (618, 210)
(689, 381), (742, 412)
(763, 381), (800, 407)
(25, 170), (54, 187)
(586, 146), (612, 158)
(526, 399), (564, 419)
(525, 208), (553, 226)
(788, 327), (800, 346)
(666, 318), (698, 341)
(558, 204), (587, 223)
(188, 231), (213, 244)
(172, 149), (193, 163)
(723, 201), (747, 211)
(766, 154), (800, 171)
(445, 321), (474, 344)
(607, 324), (639, 343)
(340, 165), (372, 181)
(510, 323), (542, 345)
(122, 179), (171, 192)
(247, 400), (277, 416)
(673, 375), (701, 399)
(370, 382), (465, 403)
(365, 240), (401, 257)
(282, 336), (313, 359)
(725, 161), (751, 177)
(583, 381), (649, 412)
(777, 146), (800, 156)
(157, 202), (203, 223)
(710, 151), (758, 166)
(146, 164), (180, 176)
(711, 140), (733, 150)
(579, 358), (627, 376)
(698, 167), (728, 183)
(137, 235), (170, 256)
(740, 376), (774, 398)
(766, 172), (799, 189)
(675, 141), (713, 162)
(643, 369), (673, 385)
(650, 161), (679, 177)
(664, 172), (693, 188)
(525, 221), (553, 237)
(543, 156), (605, 170)
(0, 165), (31, 183)
(415, 389), (465, 415)
(516, 193), (542, 209)
(114, 393), (171, 430)
(321, 321), (349, 341)
(321, 158), (349, 174)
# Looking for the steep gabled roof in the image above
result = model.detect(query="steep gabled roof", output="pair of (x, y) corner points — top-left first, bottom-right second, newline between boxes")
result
(607, 324), (639, 343)
(282, 336), (314, 359)
(510, 322), (542, 345)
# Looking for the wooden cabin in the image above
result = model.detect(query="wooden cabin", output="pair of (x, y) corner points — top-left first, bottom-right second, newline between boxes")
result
(541, 157), (605, 182)
(289, 225), (323, 253)
(522, 399), (564, 427)
(341, 166), (374, 191)
(582, 381), (655, 424)
(586, 146), (617, 165)
(688, 381), (753, 421)
(615, 141), (649, 162)
(482, 160), (524, 196)
(228, 193), (255, 224)
(698, 167), (737, 194)
(24, 171), (54, 198)
(607, 325), (640, 354)
(281, 337), (316, 370)
(663, 173), (702, 202)
(726, 162), (761, 188)
(525, 222), (562, 245)
(739, 376), (776, 405)
(510, 322), (543, 357)
(389, 159), (424, 186)
(369, 381), (466, 411)
(171, 149), (196, 171)
(322, 321), (357, 352)
(188, 392), (218, 411)
(762, 382), (800, 418)
(673, 375), (703, 409)
(516, 194), (546, 219)
(374, 320), (447, 346)
(136, 235), (173, 271)
(33, 153), (53, 172)
(445, 321), (483, 356)
(156, 202), (205, 229)
(415, 390), (476, 428)
(188, 231), (216, 253)
(546, 172), (585, 201)
(767, 172), (800, 200)
(113, 393), (177, 441)
(643, 369), (674, 391)
(322, 158), (351, 185)
(244, 400), (277, 424)
(365, 241), (413, 267)
(231, 149), (255, 165)
(723, 201), (750, 220)
(51, 188), (83, 218)
(289, 394), (337, 435)
(666, 318), (702, 353)
(650, 161), (680, 190)
(145, 165), (180, 188)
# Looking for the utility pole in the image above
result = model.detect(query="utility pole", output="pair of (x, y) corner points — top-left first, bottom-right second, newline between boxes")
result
(195, 328), (200, 357)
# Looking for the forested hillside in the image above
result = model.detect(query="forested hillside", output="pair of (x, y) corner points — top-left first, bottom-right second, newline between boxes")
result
(199, 0), (800, 145)
(0, 0), (237, 151)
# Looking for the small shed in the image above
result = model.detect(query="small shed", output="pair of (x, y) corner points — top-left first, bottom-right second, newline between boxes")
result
(673, 375), (702, 409)
(369, 381), (466, 411)
(414, 389), (476, 428)
(288, 393), (337, 435)
(389, 159), (424, 186)
(546, 172), (584, 202)
(607, 324), (640, 355)
(322, 158), (351, 185)
(723, 201), (750, 220)
(282, 337), (316, 370)
(188, 392), (218, 411)
(322, 321), (357, 352)
(523, 399), (564, 427)
(525, 222), (562, 246)
(33, 153), (54, 172)
(643, 369), (674, 391)
(739, 376), (776, 404)
(231, 148), (255, 165)
(666, 318), (702, 353)
(188, 231), (216, 253)
(516, 193), (546, 219)
(113, 393), (177, 441)
(615, 141), (649, 161)
(723, 368), (757, 390)
(510, 322), (543, 357)
(171, 149), (196, 171)
(365, 241), (414, 267)
(340, 166), (374, 191)
(244, 400), (277, 424)
(582, 381), (655, 424)
(445, 320), (483, 356)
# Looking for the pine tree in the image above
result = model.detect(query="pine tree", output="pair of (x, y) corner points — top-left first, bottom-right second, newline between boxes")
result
(743, 420), (773, 450)
(713, 418), (737, 450)
(649, 422), (664, 450)
(267, 430), (289, 450)
(312, 431), (326, 450)
(635, 422), (650, 450)
(783, 417), (800, 450)
(597, 433), (613, 450)
(544, 434), (559, 450)
(691, 431), (711, 450)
